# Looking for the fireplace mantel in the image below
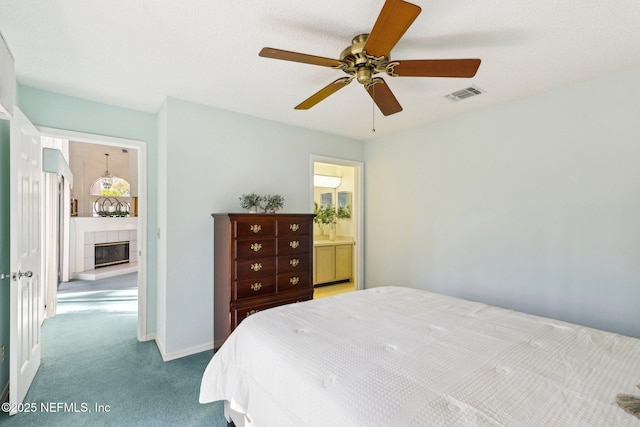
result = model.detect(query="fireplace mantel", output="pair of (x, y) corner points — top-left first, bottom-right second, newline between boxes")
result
(70, 217), (138, 278)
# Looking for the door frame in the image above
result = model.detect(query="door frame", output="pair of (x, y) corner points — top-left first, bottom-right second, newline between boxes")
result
(37, 126), (149, 341)
(310, 155), (364, 290)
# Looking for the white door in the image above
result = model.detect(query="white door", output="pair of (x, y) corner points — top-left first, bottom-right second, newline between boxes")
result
(9, 108), (42, 414)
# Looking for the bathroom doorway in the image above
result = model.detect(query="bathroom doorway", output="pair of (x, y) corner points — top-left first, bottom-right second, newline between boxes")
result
(310, 156), (364, 298)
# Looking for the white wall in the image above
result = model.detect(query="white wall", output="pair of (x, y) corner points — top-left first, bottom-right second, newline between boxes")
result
(157, 97), (364, 358)
(364, 65), (640, 339)
(155, 102), (168, 354)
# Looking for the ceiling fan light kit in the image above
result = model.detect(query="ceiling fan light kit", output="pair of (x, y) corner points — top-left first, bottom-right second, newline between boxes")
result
(259, 0), (481, 117)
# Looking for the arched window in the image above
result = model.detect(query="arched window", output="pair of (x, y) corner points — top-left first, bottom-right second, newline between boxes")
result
(90, 176), (131, 197)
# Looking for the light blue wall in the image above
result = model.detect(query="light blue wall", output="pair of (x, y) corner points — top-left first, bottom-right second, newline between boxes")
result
(0, 118), (10, 395)
(18, 86), (157, 142)
(16, 86), (159, 333)
(157, 97), (364, 356)
(364, 65), (640, 338)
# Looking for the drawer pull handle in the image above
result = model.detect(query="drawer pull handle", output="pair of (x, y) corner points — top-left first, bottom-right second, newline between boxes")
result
(290, 258), (300, 267)
(246, 309), (259, 318)
(290, 276), (300, 285)
(289, 240), (300, 249)
(250, 282), (262, 291)
(250, 224), (262, 233)
(250, 263), (263, 272)
(250, 243), (262, 252)
(290, 224), (300, 232)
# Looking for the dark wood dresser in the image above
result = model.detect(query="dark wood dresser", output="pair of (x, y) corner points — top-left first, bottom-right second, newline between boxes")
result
(212, 213), (315, 348)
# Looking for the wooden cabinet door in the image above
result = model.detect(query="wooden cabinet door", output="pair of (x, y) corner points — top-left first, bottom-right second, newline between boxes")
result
(335, 244), (353, 281)
(314, 246), (335, 284)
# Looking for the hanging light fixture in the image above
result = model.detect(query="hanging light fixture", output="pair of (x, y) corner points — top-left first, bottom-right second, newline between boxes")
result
(101, 153), (113, 189)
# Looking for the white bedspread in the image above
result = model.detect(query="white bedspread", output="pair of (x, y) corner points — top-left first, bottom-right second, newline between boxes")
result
(199, 286), (640, 426)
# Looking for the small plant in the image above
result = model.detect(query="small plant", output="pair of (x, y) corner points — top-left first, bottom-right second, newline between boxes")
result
(239, 193), (263, 210)
(337, 205), (351, 219)
(313, 204), (337, 226)
(264, 194), (285, 213)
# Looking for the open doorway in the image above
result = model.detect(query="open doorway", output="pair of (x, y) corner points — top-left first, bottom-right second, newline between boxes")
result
(39, 126), (148, 340)
(311, 156), (364, 299)
(57, 141), (139, 315)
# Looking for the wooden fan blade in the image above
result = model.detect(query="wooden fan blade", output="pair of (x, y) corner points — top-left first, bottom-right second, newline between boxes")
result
(295, 77), (353, 110)
(364, 0), (422, 58)
(366, 78), (402, 116)
(388, 59), (481, 78)
(259, 47), (342, 68)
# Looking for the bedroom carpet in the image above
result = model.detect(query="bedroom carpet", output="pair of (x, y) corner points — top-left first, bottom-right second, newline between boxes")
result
(0, 288), (226, 426)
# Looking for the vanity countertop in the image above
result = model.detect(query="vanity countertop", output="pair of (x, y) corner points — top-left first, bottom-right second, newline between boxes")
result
(313, 237), (354, 247)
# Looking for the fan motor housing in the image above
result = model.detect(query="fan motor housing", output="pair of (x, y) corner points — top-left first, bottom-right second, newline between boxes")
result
(340, 34), (389, 84)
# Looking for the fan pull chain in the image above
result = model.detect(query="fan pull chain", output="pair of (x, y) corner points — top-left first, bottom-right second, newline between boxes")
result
(371, 84), (376, 133)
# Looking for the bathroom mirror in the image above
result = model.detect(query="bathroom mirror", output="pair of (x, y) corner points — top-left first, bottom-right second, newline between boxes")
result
(320, 192), (333, 207)
(337, 191), (351, 208)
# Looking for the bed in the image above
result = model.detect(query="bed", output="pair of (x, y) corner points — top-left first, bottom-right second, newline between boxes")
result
(199, 286), (640, 426)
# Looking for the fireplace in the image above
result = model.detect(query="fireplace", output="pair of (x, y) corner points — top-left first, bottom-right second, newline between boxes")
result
(94, 241), (130, 268)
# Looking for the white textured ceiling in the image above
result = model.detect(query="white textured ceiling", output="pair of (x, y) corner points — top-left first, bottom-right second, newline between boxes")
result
(1, 0), (640, 140)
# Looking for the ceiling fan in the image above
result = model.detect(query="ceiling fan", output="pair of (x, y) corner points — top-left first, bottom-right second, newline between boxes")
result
(259, 0), (481, 116)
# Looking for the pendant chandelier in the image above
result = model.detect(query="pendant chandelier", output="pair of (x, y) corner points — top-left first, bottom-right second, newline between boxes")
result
(102, 153), (113, 189)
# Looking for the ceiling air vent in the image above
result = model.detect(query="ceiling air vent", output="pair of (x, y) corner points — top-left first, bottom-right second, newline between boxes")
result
(445, 85), (484, 102)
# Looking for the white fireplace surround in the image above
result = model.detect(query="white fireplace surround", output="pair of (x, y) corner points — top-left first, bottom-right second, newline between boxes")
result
(70, 217), (138, 279)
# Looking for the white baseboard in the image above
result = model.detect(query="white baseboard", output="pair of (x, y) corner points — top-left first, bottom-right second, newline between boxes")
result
(154, 336), (167, 359)
(138, 332), (156, 342)
(155, 339), (214, 362)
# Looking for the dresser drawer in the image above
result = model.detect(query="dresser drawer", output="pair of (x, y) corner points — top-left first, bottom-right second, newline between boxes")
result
(235, 257), (276, 280)
(235, 238), (276, 259)
(232, 300), (283, 329)
(278, 218), (312, 236)
(234, 218), (276, 238)
(277, 236), (311, 255)
(231, 292), (313, 328)
(234, 276), (276, 300)
(277, 253), (310, 274)
(277, 271), (312, 292)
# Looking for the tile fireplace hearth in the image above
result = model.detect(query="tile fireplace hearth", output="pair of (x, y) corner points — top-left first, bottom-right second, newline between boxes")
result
(70, 217), (138, 280)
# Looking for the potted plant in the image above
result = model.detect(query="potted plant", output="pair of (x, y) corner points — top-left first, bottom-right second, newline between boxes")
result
(239, 193), (263, 213)
(313, 204), (336, 226)
(264, 194), (284, 213)
(337, 204), (351, 219)
(313, 204), (337, 240)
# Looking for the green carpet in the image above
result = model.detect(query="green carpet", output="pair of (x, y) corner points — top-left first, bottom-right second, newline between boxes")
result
(0, 292), (226, 426)
(58, 272), (138, 294)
